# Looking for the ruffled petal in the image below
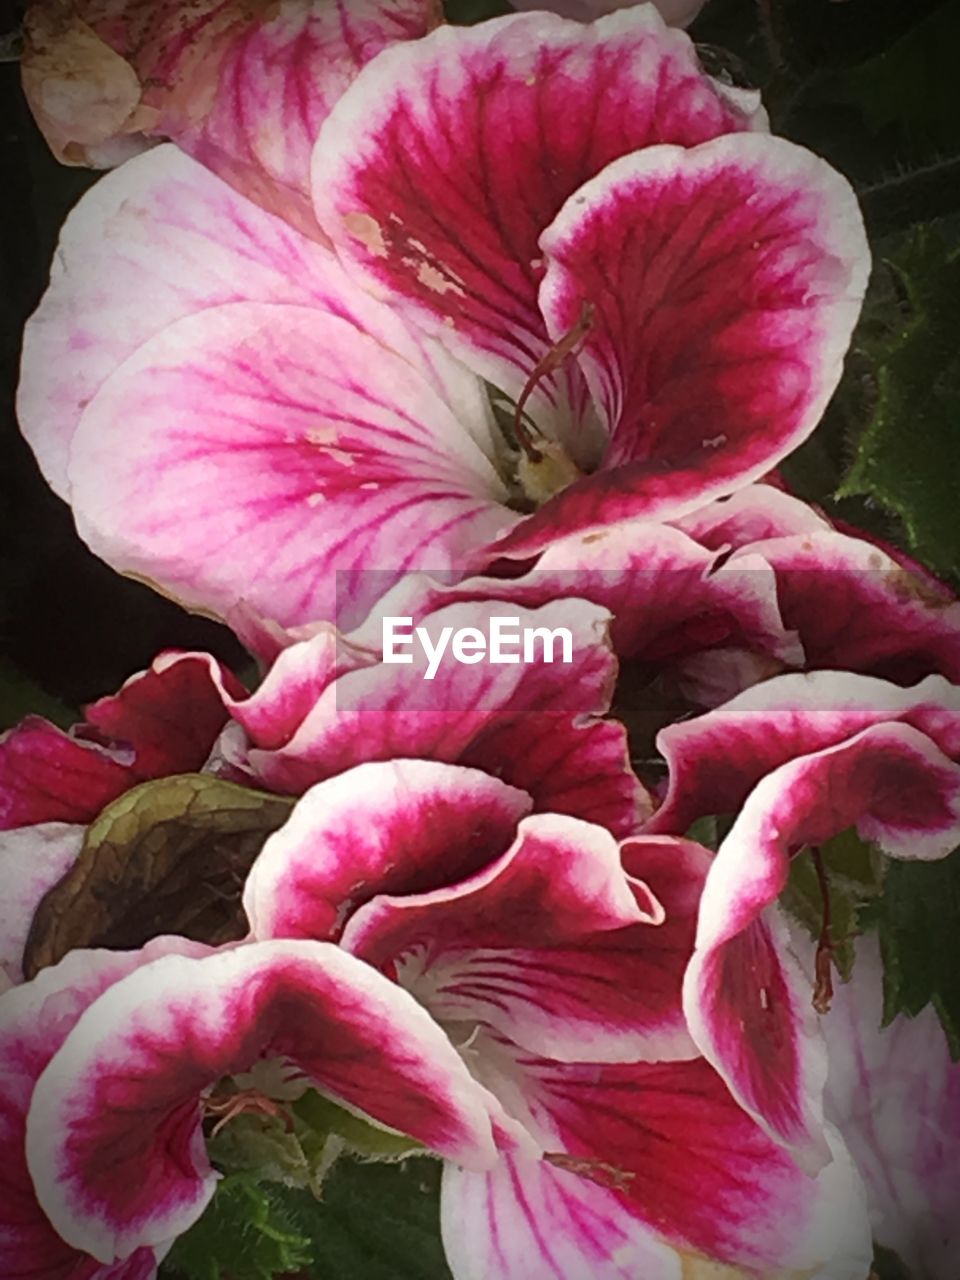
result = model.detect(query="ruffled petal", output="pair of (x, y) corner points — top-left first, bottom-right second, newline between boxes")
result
(65, 299), (509, 627)
(26, 940), (517, 1264)
(312, 8), (757, 439)
(686, 722), (960, 1162)
(511, 0), (707, 27)
(0, 824), (82, 988)
(244, 759), (533, 942)
(444, 1034), (871, 1277)
(22, 0), (439, 237)
(650, 670), (960, 836)
(236, 599), (648, 836)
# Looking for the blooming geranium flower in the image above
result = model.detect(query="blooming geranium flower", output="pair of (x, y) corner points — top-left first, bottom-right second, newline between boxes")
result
(0, 936), (518, 1278)
(19, 9), (869, 629)
(21, 0), (440, 237)
(241, 756), (872, 1278)
(644, 671), (960, 1167)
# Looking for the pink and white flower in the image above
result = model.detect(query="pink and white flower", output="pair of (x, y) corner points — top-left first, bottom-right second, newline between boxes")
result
(19, 9), (869, 629)
(242, 756), (873, 1278)
(645, 670), (960, 1167)
(21, 0), (440, 237)
(1, 936), (518, 1277)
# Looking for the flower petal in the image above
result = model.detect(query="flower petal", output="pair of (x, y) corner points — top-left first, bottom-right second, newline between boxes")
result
(22, 0), (439, 237)
(244, 759), (533, 942)
(342, 811), (669, 1062)
(65, 300), (510, 627)
(445, 1034), (871, 1277)
(26, 940), (517, 1263)
(0, 939), (204, 1280)
(511, 0), (708, 28)
(19, 145), (496, 503)
(239, 599), (648, 836)
(312, 8), (757, 437)
(0, 824), (82, 988)
(686, 722), (960, 1162)
(522, 133), (869, 530)
(820, 934), (960, 1279)
(650, 670), (960, 836)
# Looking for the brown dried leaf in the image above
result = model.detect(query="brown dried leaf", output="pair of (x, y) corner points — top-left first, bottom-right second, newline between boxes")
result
(23, 772), (293, 978)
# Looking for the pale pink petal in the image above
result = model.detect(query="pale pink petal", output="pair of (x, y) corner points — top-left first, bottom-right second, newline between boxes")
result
(650, 670), (960, 836)
(0, 824), (82, 989)
(26, 940), (517, 1264)
(65, 300), (510, 628)
(23, 0), (439, 238)
(511, 0), (708, 28)
(0, 939), (205, 1280)
(820, 935), (960, 1279)
(312, 8), (758, 440)
(19, 145), (496, 503)
(244, 759), (533, 942)
(686, 723), (960, 1162)
(445, 1032), (871, 1277)
(495, 133), (869, 540)
(240, 599), (648, 836)
(671, 483), (832, 546)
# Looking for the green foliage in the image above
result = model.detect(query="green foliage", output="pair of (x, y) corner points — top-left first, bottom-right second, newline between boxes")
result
(838, 229), (960, 581)
(0, 657), (76, 730)
(443, 0), (514, 25)
(872, 1244), (913, 1280)
(864, 847), (960, 1059)
(162, 1157), (453, 1280)
(781, 829), (885, 980)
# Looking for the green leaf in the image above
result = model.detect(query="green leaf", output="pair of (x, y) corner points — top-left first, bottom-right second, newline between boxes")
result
(162, 1175), (312, 1280)
(837, 228), (960, 581)
(781, 828), (885, 980)
(162, 1158), (453, 1280)
(443, 0), (513, 24)
(0, 657), (76, 729)
(864, 846), (960, 1058)
(22, 774), (294, 978)
(872, 1243), (914, 1280)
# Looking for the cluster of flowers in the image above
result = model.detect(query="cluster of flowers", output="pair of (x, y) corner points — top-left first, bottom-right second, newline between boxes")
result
(5, 0), (960, 1277)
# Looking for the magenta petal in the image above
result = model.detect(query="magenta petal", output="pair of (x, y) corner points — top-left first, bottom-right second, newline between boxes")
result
(650, 670), (960, 836)
(242, 599), (647, 836)
(341, 811), (671, 1062)
(536, 133), (868, 520)
(26, 940), (516, 1263)
(0, 940), (204, 1280)
(312, 9), (756, 429)
(0, 824), (82, 988)
(445, 1036), (871, 1276)
(65, 300), (509, 627)
(245, 759), (533, 942)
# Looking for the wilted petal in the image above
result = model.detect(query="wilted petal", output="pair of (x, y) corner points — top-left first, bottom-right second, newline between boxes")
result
(686, 722), (960, 1161)
(821, 935), (960, 1279)
(313, 8), (758, 439)
(650, 670), (960, 836)
(0, 824), (82, 988)
(22, 0), (439, 237)
(445, 1036), (871, 1278)
(26, 940), (517, 1264)
(19, 145), (496, 507)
